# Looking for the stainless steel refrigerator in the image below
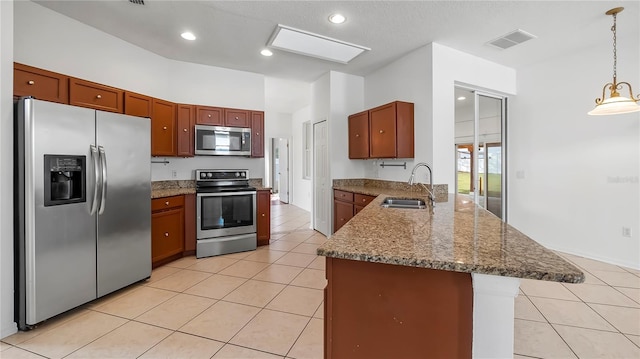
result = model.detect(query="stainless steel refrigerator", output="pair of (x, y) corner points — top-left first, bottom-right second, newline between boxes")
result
(15, 98), (151, 330)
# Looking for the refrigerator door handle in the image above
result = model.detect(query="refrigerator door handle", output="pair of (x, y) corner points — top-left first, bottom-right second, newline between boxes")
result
(90, 145), (100, 215)
(98, 146), (107, 215)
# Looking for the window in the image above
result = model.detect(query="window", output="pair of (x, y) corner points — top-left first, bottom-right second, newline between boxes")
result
(303, 121), (311, 179)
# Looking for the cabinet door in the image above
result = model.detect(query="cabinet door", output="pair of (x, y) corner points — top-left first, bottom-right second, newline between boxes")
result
(334, 200), (354, 233)
(184, 194), (196, 254)
(13, 63), (69, 104)
(124, 92), (152, 118)
(348, 111), (370, 159)
(69, 78), (124, 113)
(369, 102), (398, 158)
(151, 208), (184, 265)
(256, 190), (271, 246)
(224, 108), (250, 128)
(177, 104), (195, 157)
(251, 111), (265, 158)
(151, 99), (177, 156)
(395, 101), (415, 158)
(196, 106), (223, 125)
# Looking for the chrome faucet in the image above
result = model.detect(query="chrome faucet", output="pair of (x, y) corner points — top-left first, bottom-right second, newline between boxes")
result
(408, 162), (435, 207)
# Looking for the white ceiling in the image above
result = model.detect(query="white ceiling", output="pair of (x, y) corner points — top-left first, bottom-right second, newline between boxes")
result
(33, 1), (639, 95)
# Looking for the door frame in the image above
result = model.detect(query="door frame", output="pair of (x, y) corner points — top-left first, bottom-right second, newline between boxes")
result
(312, 119), (330, 236)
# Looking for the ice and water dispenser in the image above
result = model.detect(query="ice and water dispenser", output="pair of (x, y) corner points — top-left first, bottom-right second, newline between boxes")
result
(44, 155), (86, 206)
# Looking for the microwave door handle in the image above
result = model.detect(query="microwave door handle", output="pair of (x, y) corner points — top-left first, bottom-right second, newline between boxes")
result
(89, 145), (100, 215)
(98, 146), (107, 215)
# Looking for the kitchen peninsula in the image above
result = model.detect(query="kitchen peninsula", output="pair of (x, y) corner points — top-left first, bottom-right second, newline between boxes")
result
(318, 190), (584, 359)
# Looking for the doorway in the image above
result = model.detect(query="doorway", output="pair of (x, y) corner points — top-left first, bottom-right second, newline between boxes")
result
(313, 120), (330, 236)
(454, 87), (506, 219)
(271, 138), (290, 204)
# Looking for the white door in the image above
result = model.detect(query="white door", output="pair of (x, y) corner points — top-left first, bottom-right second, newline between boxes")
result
(278, 138), (290, 203)
(313, 120), (330, 236)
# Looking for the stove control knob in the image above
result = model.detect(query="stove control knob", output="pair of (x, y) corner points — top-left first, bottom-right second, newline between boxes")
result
(241, 172), (245, 177)
(235, 172), (240, 177)
(200, 173), (206, 179)
(206, 172), (213, 178)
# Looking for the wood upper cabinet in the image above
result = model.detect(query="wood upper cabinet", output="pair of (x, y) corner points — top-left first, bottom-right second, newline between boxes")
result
(151, 99), (177, 156)
(224, 108), (250, 128)
(251, 111), (265, 158)
(177, 104), (195, 157)
(13, 62), (69, 104)
(151, 196), (185, 267)
(256, 189), (271, 246)
(196, 105), (223, 125)
(348, 110), (370, 159)
(69, 78), (124, 113)
(124, 92), (152, 118)
(348, 101), (414, 159)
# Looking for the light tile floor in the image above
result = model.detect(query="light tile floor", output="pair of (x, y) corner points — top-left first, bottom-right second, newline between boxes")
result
(2, 202), (639, 358)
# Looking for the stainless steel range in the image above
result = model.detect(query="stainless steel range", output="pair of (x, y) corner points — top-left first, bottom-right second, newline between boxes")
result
(196, 169), (257, 258)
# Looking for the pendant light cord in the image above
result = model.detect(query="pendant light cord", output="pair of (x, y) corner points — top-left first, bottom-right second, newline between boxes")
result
(612, 12), (617, 82)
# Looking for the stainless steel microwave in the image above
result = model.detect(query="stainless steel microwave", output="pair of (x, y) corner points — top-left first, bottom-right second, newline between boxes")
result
(194, 125), (251, 156)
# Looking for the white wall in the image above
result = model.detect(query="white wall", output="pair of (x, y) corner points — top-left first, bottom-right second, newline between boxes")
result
(292, 106), (312, 211)
(14, 1), (266, 182)
(509, 42), (640, 269)
(0, 0), (16, 339)
(365, 45), (433, 182)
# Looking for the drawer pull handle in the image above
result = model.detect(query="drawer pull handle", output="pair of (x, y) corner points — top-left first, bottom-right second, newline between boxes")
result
(379, 130), (384, 134)
(28, 80), (35, 85)
(183, 128), (188, 132)
(165, 201), (169, 206)
(96, 94), (102, 99)
(163, 126), (167, 130)
(164, 232), (169, 237)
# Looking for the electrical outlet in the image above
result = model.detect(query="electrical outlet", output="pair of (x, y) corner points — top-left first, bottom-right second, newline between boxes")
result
(622, 227), (632, 238)
(171, 170), (177, 179)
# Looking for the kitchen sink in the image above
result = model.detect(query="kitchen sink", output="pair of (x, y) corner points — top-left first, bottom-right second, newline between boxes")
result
(380, 197), (427, 209)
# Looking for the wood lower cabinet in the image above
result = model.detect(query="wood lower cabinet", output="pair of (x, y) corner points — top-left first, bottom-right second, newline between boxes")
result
(69, 78), (124, 113)
(251, 111), (265, 158)
(152, 196), (185, 267)
(124, 91), (152, 118)
(348, 110), (370, 159)
(177, 104), (195, 157)
(196, 105), (223, 125)
(256, 189), (271, 246)
(151, 99), (177, 156)
(224, 108), (250, 128)
(333, 190), (376, 233)
(13, 62), (68, 104)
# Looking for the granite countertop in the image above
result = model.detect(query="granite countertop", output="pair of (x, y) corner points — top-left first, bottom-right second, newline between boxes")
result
(151, 178), (268, 198)
(318, 193), (584, 283)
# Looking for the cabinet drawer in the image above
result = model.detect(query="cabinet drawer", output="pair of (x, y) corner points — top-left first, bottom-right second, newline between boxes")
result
(196, 106), (223, 125)
(69, 78), (124, 113)
(354, 194), (375, 207)
(224, 109), (250, 128)
(152, 195), (185, 211)
(334, 190), (354, 202)
(14, 63), (69, 104)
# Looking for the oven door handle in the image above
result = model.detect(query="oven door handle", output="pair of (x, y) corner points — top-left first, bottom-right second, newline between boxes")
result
(197, 191), (256, 197)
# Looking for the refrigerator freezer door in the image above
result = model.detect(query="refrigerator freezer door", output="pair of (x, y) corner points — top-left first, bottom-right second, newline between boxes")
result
(19, 99), (98, 326)
(95, 111), (151, 297)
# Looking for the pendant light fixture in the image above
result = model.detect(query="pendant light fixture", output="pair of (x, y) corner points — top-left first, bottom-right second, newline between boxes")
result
(588, 7), (640, 115)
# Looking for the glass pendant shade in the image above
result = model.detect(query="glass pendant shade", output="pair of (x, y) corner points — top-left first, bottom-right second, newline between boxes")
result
(588, 95), (640, 115)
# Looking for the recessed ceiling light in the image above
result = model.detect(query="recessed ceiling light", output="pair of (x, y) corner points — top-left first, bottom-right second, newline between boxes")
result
(260, 49), (273, 57)
(328, 13), (346, 24)
(457, 96), (466, 101)
(181, 32), (196, 41)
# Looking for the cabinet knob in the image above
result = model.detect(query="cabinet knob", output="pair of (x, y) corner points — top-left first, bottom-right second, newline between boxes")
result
(165, 201), (169, 206)
(235, 116), (239, 120)
(379, 130), (384, 134)
(262, 213), (265, 217)
(183, 128), (188, 132)
(163, 126), (167, 130)
(27, 80), (35, 85)
(208, 114), (212, 118)
(256, 133), (260, 136)
(164, 232), (169, 237)
(355, 134), (360, 137)
(362, 199), (366, 202)
(96, 94), (102, 99)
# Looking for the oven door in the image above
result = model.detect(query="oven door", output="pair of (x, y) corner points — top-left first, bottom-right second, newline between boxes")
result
(197, 191), (256, 239)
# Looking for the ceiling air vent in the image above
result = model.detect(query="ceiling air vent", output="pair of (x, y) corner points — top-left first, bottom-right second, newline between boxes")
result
(487, 29), (536, 50)
(129, 0), (145, 5)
